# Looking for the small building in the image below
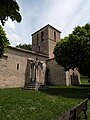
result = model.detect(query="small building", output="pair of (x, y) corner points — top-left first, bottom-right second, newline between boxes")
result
(0, 24), (80, 89)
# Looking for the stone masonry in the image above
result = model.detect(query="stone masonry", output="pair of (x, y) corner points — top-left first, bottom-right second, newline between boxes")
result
(0, 24), (80, 88)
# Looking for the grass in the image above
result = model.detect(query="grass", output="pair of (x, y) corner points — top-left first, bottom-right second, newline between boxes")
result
(81, 76), (90, 84)
(0, 79), (90, 120)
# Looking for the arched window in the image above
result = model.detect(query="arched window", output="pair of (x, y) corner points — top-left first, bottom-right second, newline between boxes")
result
(54, 31), (56, 42)
(37, 34), (39, 45)
(41, 31), (44, 41)
(17, 63), (20, 70)
(39, 46), (40, 53)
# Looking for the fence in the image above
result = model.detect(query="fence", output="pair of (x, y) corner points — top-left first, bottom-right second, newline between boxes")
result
(57, 93), (90, 120)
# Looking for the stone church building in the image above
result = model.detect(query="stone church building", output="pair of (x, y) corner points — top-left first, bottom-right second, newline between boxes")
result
(0, 24), (80, 89)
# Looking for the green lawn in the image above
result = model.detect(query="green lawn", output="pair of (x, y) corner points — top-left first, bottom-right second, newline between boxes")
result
(81, 76), (90, 84)
(0, 85), (90, 120)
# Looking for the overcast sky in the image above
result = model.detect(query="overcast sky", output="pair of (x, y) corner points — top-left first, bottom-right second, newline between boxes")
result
(2, 0), (90, 46)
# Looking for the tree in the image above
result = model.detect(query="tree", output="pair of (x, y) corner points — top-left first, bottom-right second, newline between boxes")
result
(0, 25), (9, 58)
(16, 44), (32, 51)
(0, 0), (21, 57)
(0, 0), (22, 25)
(54, 23), (90, 77)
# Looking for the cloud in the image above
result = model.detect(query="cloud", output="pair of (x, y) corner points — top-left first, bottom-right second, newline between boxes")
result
(7, 32), (22, 46)
(28, 0), (90, 38)
(2, 0), (90, 46)
(4, 18), (16, 32)
(2, 19), (22, 46)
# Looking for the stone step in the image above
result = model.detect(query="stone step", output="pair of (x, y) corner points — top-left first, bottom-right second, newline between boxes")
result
(23, 84), (48, 90)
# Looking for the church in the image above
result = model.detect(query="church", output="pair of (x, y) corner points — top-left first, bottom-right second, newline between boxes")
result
(0, 24), (80, 89)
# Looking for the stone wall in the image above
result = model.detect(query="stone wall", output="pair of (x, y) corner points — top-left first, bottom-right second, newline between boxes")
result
(32, 24), (61, 58)
(48, 25), (61, 58)
(66, 69), (81, 85)
(0, 47), (48, 88)
(32, 26), (49, 56)
(48, 40), (57, 58)
(46, 58), (66, 85)
(46, 59), (80, 86)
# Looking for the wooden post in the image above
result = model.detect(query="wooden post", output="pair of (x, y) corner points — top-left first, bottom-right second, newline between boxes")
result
(69, 109), (76, 120)
(88, 93), (90, 100)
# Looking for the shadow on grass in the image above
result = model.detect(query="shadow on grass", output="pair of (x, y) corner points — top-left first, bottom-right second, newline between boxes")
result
(40, 85), (90, 99)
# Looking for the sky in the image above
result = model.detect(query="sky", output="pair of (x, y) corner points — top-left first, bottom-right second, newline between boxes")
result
(2, 0), (90, 46)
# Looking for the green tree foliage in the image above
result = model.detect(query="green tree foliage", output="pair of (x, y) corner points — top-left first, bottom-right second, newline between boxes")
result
(54, 23), (90, 77)
(16, 44), (32, 51)
(0, 25), (9, 58)
(0, 0), (22, 25)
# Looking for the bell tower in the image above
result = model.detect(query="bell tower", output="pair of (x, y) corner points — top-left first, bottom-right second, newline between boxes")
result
(32, 24), (61, 58)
